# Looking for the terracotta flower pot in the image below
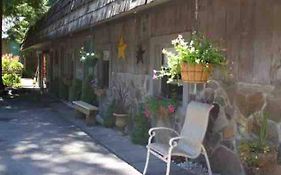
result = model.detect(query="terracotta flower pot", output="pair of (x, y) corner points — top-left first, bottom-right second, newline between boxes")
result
(181, 63), (213, 83)
(113, 113), (128, 130)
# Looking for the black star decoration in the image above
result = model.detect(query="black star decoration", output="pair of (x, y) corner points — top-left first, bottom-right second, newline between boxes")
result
(136, 45), (145, 64)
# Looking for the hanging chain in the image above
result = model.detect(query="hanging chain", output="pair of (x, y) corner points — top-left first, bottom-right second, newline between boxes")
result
(194, 0), (199, 33)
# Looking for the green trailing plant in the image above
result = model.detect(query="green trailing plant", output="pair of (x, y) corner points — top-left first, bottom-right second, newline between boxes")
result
(131, 105), (150, 145)
(153, 32), (225, 83)
(2, 54), (23, 87)
(79, 47), (99, 64)
(69, 78), (82, 101)
(81, 75), (97, 105)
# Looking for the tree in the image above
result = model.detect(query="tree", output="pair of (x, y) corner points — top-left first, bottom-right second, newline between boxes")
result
(1, 0), (53, 92)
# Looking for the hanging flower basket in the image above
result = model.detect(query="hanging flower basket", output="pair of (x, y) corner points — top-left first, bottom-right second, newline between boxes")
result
(181, 63), (213, 83)
(153, 33), (225, 84)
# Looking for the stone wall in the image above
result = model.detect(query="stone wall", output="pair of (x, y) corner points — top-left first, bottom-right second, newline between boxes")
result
(170, 80), (281, 175)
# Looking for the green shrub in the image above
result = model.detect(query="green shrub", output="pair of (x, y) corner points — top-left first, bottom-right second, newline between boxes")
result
(103, 100), (116, 128)
(131, 107), (150, 145)
(81, 75), (97, 105)
(69, 78), (82, 101)
(3, 74), (21, 87)
(2, 54), (23, 88)
(50, 78), (59, 97)
(59, 81), (69, 100)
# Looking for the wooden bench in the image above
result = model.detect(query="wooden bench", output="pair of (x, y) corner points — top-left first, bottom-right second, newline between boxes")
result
(72, 101), (98, 126)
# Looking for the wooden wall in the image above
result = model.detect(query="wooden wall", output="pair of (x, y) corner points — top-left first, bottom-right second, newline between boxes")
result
(198, 0), (281, 85)
(91, 0), (281, 86)
(44, 0), (281, 92)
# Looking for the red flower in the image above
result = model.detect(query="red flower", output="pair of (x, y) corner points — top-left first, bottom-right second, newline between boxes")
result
(168, 104), (175, 113)
(144, 108), (151, 118)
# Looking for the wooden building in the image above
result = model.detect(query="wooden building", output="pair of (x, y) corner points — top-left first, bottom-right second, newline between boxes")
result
(22, 0), (281, 174)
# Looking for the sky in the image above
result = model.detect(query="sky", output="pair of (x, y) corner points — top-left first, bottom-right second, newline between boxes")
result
(2, 18), (14, 39)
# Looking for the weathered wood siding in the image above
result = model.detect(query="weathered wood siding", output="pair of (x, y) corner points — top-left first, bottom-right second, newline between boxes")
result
(198, 0), (281, 85)
(27, 0), (281, 88)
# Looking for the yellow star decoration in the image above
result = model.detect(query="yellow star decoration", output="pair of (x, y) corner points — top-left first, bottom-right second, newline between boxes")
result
(117, 36), (127, 59)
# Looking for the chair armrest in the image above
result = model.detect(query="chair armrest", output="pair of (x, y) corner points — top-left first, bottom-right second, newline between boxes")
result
(148, 127), (180, 136)
(169, 136), (187, 147)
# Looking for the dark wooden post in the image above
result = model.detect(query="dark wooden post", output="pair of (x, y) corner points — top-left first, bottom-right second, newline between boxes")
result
(37, 51), (43, 90)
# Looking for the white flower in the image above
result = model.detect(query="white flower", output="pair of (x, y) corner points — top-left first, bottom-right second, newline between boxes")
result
(91, 53), (95, 56)
(189, 40), (194, 46)
(86, 53), (90, 56)
(81, 56), (86, 60)
(190, 47), (195, 53)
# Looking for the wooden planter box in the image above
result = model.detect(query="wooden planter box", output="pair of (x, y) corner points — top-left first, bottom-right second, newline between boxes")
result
(181, 63), (212, 83)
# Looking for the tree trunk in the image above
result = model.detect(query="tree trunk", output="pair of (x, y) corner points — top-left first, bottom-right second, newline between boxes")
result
(0, 0), (4, 92)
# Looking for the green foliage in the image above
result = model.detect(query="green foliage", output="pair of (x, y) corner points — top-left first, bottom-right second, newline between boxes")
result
(239, 141), (272, 168)
(2, 54), (23, 74)
(81, 75), (97, 105)
(103, 101), (116, 128)
(259, 113), (268, 146)
(154, 32), (225, 83)
(59, 81), (69, 100)
(144, 96), (177, 118)
(239, 112), (275, 168)
(3, 0), (51, 43)
(69, 79), (82, 101)
(79, 47), (99, 64)
(131, 105), (150, 145)
(2, 74), (21, 87)
(176, 33), (225, 65)
(2, 54), (23, 87)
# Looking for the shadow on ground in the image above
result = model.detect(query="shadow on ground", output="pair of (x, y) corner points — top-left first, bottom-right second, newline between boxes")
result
(0, 89), (141, 175)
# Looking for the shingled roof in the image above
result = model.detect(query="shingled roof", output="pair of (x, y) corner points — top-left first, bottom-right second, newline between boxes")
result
(23, 0), (169, 49)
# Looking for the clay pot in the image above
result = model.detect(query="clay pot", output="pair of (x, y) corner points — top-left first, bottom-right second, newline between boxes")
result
(113, 113), (128, 130)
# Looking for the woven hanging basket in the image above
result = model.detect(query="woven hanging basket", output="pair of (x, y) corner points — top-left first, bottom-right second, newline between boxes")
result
(181, 63), (213, 83)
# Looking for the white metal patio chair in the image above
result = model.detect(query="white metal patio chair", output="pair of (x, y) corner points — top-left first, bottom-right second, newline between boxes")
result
(143, 101), (214, 175)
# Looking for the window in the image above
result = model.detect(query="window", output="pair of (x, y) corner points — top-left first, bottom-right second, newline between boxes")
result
(161, 48), (182, 100)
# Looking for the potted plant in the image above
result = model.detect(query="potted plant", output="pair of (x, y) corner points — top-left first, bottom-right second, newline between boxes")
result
(111, 81), (130, 130)
(144, 96), (177, 119)
(239, 113), (277, 175)
(79, 47), (99, 64)
(153, 32), (225, 83)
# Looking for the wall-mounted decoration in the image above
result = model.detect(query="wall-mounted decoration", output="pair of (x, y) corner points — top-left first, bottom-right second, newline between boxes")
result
(136, 45), (145, 64)
(117, 36), (127, 59)
(103, 50), (110, 61)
